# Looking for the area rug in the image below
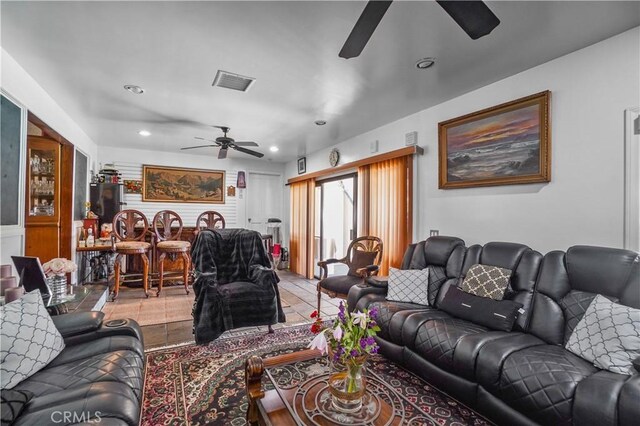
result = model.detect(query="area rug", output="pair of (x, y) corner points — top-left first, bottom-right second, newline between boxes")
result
(142, 324), (490, 426)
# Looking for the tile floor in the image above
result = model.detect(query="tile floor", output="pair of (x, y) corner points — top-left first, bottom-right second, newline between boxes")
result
(106, 270), (341, 349)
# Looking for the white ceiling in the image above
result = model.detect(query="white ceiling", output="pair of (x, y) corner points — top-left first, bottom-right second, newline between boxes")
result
(2, 1), (639, 162)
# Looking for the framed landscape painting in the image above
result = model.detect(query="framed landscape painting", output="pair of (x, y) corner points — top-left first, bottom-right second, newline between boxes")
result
(142, 165), (225, 203)
(439, 91), (551, 189)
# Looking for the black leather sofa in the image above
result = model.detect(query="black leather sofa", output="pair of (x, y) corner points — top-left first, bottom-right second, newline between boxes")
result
(348, 236), (640, 426)
(10, 312), (144, 426)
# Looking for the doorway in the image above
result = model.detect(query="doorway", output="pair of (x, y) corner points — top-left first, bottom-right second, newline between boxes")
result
(314, 174), (357, 278)
(246, 172), (283, 235)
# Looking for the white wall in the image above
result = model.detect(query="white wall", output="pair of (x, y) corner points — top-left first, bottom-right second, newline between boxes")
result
(98, 146), (286, 231)
(0, 49), (100, 275)
(286, 27), (640, 254)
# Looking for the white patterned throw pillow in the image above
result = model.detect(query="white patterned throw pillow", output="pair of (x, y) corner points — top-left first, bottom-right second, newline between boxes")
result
(566, 295), (640, 375)
(1, 290), (65, 389)
(386, 268), (430, 306)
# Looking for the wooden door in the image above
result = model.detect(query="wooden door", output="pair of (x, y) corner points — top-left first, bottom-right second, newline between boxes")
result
(25, 136), (61, 262)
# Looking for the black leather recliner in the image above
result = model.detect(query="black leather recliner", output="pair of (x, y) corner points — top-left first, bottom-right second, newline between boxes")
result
(10, 312), (144, 426)
(348, 236), (640, 426)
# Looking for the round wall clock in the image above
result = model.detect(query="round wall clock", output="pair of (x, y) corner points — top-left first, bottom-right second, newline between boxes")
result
(329, 148), (340, 167)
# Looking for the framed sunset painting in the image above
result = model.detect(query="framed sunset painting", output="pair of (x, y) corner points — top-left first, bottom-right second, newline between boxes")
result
(439, 91), (551, 189)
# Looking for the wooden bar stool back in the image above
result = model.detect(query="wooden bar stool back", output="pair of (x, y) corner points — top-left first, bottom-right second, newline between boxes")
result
(112, 209), (151, 299)
(153, 210), (191, 296)
(196, 211), (226, 231)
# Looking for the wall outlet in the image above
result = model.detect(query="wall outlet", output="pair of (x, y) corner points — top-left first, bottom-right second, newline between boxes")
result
(429, 230), (439, 237)
(370, 140), (379, 153)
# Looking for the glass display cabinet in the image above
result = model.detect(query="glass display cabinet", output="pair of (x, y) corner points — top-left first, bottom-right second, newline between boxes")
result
(26, 137), (60, 220)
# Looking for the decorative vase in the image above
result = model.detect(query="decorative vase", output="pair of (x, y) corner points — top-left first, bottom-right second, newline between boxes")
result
(47, 274), (68, 298)
(328, 354), (367, 413)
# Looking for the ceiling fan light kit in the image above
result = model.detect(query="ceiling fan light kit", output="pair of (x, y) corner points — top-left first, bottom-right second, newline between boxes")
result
(124, 84), (144, 94)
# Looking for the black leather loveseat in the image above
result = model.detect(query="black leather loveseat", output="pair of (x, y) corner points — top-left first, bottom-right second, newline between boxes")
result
(348, 236), (639, 426)
(9, 312), (144, 426)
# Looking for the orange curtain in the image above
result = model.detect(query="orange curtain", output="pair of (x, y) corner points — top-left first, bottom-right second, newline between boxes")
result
(358, 156), (412, 275)
(289, 179), (315, 279)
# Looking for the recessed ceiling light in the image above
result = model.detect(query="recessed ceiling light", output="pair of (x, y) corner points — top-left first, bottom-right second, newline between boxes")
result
(269, 146), (279, 152)
(315, 120), (327, 126)
(138, 130), (151, 137)
(415, 57), (436, 69)
(124, 84), (145, 94)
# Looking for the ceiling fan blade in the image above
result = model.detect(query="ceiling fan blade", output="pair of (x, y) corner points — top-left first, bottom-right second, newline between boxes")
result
(218, 147), (228, 159)
(232, 145), (264, 158)
(436, 0), (500, 40)
(194, 136), (216, 142)
(233, 141), (259, 147)
(339, 0), (393, 59)
(181, 145), (218, 150)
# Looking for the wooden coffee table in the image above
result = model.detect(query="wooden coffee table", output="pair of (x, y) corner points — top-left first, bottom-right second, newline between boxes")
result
(245, 348), (439, 425)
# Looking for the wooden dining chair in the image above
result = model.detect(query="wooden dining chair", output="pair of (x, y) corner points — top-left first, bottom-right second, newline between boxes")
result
(112, 209), (151, 299)
(153, 210), (191, 296)
(196, 210), (226, 231)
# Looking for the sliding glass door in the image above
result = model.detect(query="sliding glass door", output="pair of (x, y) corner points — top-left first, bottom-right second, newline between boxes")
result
(314, 174), (357, 278)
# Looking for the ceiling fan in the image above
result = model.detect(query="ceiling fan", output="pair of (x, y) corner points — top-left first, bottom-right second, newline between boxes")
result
(339, 0), (500, 59)
(181, 126), (264, 159)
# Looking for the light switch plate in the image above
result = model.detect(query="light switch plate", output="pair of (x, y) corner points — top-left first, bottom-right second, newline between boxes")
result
(370, 140), (379, 153)
(429, 230), (439, 237)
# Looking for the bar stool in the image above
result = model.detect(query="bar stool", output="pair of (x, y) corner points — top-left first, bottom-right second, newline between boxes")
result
(153, 210), (191, 296)
(196, 210), (226, 231)
(112, 209), (151, 299)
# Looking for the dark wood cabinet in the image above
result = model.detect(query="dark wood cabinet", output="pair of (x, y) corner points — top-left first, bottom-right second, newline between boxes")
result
(25, 136), (62, 262)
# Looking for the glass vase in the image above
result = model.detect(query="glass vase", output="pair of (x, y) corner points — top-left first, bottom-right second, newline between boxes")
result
(47, 274), (68, 299)
(328, 355), (367, 413)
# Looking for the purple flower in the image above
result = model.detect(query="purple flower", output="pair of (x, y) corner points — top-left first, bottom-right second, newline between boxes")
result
(368, 320), (377, 329)
(360, 338), (368, 349)
(338, 302), (346, 322)
(350, 349), (359, 357)
(369, 306), (378, 319)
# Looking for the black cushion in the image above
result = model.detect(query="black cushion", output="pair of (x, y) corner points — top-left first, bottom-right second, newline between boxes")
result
(439, 286), (523, 332)
(348, 250), (378, 277)
(320, 275), (362, 295)
(1, 389), (33, 426)
(496, 344), (598, 425)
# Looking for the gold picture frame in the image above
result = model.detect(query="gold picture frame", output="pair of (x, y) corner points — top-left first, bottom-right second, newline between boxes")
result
(142, 165), (225, 203)
(439, 91), (551, 189)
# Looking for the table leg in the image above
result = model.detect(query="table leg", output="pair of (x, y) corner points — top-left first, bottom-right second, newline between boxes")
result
(245, 356), (265, 426)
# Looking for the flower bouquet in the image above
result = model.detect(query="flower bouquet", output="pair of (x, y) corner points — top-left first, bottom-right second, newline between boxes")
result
(308, 302), (380, 413)
(42, 258), (77, 298)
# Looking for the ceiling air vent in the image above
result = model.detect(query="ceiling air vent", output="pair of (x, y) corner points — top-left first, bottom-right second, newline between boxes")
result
(212, 70), (256, 92)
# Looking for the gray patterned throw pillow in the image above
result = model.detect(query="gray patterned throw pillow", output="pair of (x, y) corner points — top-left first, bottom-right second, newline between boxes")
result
(565, 295), (640, 375)
(0, 290), (65, 389)
(461, 264), (512, 300)
(386, 267), (430, 306)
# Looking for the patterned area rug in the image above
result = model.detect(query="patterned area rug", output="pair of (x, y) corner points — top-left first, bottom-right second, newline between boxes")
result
(142, 324), (490, 425)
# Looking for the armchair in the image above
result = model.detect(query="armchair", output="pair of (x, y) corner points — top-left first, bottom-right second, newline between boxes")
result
(316, 236), (383, 313)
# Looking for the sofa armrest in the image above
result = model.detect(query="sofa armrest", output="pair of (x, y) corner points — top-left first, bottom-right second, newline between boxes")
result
(52, 311), (104, 338)
(347, 281), (387, 313)
(365, 276), (389, 289)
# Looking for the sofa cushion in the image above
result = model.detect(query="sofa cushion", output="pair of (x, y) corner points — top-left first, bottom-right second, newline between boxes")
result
(461, 263), (512, 300)
(565, 295), (640, 375)
(386, 268), (430, 306)
(368, 300), (429, 341)
(1, 389), (33, 425)
(13, 336), (144, 399)
(413, 317), (488, 371)
(319, 275), (362, 295)
(496, 344), (598, 425)
(439, 286), (523, 331)
(0, 291), (65, 389)
(13, 382), (140, 426)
